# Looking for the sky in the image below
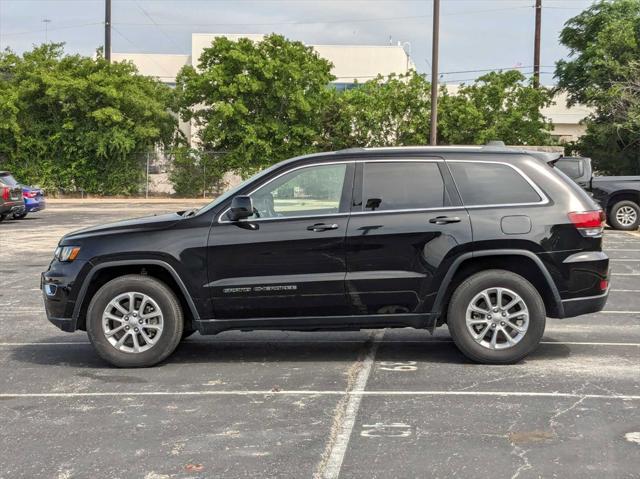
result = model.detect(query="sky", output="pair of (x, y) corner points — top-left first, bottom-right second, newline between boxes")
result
(0, 0), (596, 85)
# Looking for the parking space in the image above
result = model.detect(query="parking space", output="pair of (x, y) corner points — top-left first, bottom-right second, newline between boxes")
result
(1, 202), (639, 478)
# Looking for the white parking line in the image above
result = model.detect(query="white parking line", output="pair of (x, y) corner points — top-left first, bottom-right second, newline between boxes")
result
(0, 390), (638, 400)
(2, 339), (640, 347)
(1, 340), (640, 347)
(317, 330), (383, 479)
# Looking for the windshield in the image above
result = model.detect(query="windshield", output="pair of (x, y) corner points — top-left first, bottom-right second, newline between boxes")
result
(0, 173), (19, 187)
(194, 162), (284, 217)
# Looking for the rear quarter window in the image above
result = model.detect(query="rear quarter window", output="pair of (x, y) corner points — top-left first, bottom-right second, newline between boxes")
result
(0, 174), (18, 187)
(448, 161), (542, 206)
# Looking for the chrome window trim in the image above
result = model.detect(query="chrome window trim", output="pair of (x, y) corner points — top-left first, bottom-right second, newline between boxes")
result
(217, 158), (445, 224)
(446, 159), (549, 208)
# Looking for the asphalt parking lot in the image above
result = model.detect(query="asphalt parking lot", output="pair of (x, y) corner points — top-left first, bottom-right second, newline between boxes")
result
(1, 201), (639, 479)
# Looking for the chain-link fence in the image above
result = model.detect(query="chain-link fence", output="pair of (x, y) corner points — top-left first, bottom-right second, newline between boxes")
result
(40, 148), (231, 199)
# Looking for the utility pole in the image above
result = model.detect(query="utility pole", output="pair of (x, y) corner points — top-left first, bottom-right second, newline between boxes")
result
(42, 19), (51, 43)
(429, 0), (440, 145)
(533, 0), (542, 88)
(105, 0), (112, 63)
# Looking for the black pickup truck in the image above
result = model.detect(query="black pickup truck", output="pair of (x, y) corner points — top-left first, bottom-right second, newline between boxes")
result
(556, 157), (640, 231)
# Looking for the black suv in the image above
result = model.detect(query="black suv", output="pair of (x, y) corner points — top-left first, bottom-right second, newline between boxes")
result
(42, 146), (610, 367)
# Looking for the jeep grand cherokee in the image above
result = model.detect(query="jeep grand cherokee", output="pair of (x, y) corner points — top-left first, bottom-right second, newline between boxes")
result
(42, 146), (610, 367)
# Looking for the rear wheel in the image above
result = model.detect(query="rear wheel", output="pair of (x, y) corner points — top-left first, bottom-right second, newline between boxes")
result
(447, 270), (546, 364)
(87, 275), (183, 367)
(609, 200), (640, 231)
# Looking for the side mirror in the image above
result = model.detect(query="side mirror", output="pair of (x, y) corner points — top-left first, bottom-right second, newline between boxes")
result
(228, 195), (253, 221)
(365, 198), (382, 211)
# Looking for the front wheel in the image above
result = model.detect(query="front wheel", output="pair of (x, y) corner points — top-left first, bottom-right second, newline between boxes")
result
(87, 275), (184, 367)
(609, 200), (640, 231)
(447, 270), (546, 364)
(12, 211), (27, 219)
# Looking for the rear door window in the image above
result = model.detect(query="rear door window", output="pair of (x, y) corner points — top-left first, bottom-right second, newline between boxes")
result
(361, 161), (446, 211)
(448, 161), (542, 206)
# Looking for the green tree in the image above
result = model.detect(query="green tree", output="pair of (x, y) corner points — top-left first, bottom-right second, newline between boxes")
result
(556, 0), (640, 107)
(438, 70), (554, 145)
(169, 147), (227, 197)
(555, 0), (640, 174)
(320, 72), (431, 149)
(176, 34), (334, 177)
(0, 44), (179, 194)
(575, 63), (640, 174)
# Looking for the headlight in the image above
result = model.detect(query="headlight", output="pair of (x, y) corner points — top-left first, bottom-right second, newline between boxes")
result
(55, 246), (81, 262)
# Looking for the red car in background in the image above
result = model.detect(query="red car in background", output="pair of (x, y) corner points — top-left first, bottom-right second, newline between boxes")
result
(0, 171), (25, 222)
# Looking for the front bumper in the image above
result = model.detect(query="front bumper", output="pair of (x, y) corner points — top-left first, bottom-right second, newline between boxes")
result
(41, 259), (89, 332)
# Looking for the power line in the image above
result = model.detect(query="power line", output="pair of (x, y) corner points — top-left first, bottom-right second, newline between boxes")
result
(113, 5), (533, 27)
(133, 0), (182, 50)
(0, 21), (103, 38)
(111, 25), (180, 78)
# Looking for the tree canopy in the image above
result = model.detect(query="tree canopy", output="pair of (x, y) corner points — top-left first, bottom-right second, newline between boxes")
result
(320, 72), (431, 149)
(0, 44), (178, 194)
(320, 70), (552, 151)
(556, 0), (640, 107)
(176, 34), (334, 177)
(438, 70), (553, 145)
(555, 0), (640, 174)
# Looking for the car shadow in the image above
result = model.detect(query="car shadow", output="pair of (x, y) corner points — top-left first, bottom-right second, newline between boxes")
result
(8, 333), (571, 369)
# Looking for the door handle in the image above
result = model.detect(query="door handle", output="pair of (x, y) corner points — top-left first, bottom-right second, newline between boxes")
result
(429, 216), (461, 225)
(307, 223), (339, 232)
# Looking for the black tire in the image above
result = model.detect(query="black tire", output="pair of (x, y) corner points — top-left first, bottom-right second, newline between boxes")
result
(608, 200), (640, 231)
(447, 269), (546, 364)
(0, 214), (5, 222)
(12, 212), (27, 220)
(86, 274), (183, 367)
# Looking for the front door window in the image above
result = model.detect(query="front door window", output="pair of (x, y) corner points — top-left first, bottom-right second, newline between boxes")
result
(250, 163), (347, 219)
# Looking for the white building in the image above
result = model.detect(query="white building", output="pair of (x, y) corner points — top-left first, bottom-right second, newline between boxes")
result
(114, 33), (590, 145)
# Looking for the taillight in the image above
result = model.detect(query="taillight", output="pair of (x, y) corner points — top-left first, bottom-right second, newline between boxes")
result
(1, 186), (8, 201)
(23, 191), (37, 198)
(568, 210), (605, 237)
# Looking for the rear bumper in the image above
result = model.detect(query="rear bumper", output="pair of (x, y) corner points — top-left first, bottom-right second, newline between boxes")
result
(560, 290), (609, 318)
(0, 201), (25, 215)
(25, 198), (46, 213)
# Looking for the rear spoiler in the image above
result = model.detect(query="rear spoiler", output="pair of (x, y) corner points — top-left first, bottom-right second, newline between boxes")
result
(526, 151), (564, 165)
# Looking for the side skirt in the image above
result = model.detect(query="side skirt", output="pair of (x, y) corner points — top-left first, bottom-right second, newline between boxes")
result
(195, 313), (437, 335)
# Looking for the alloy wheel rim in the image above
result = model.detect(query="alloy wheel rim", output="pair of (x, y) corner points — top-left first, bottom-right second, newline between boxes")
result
(102, 292), (164, 353)
(616, 206), (637, 227)
(465, 287), (529, 350)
